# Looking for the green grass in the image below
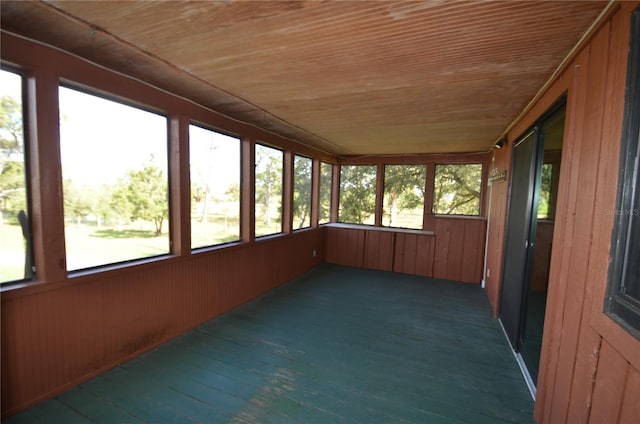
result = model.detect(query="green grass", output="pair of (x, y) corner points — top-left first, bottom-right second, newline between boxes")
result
(0, 222), (26, 282)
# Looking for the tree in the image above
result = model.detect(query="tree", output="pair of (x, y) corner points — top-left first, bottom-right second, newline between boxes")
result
(111, 158), (168, 235)
(339, 165), (377, 224)
(319, 163), (332, 222)
(0, 95), (26, 218)
(433, 164), (482, 215)
(255, 146), (282, 226)
(383, 165), (426, 227)
(63, 179), (93, 226)
(293, 156), (312, 228)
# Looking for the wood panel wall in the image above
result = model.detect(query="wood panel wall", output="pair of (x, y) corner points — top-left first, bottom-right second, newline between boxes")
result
(1, 230), (324, 417)
(325, 217), (486, 283)
(484, 2), (640, 422)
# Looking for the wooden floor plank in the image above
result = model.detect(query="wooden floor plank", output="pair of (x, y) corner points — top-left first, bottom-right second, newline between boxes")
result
(4, 264), (534, 424)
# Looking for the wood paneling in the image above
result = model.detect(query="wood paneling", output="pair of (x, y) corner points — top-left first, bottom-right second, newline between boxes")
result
(393, 233), (435, 277)
(1, 230), (324, 417)
(1, 1), (607, 154)
(484, 3), (640, 423)
(324, 226), (366, 268)
(433, 217), (486, 283)
(363, 230), (394, 272)
(325, 219), (484, 283)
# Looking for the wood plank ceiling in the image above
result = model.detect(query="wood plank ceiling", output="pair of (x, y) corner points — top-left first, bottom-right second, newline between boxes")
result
(1, 0), (607, 156)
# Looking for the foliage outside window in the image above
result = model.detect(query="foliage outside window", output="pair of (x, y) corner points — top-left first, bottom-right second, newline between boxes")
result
(383, 165), (426, 229)
(0, 69), (32, 283)
(433, 164), (482, 216)
(606, 8), (640, 340)
(255, 144), (283, 237)
(293, 155), (312, 229)
(339, 165), (376, 225)
(537, 163), (553, 219)
(59, 86), (169, 271)
(319, 162), (332, 224)
(189, 124), (240, 249)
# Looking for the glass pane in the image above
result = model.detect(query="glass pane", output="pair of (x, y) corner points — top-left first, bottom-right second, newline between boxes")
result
(59, 86), (169, 271)
(537, 163), (553, 219)
(0, 69), (31, 283)
(433, 164), (482, 216)
(255, 144), (283, 237)
(319, 162), (332, 224)
(293, 155), (312, 229)
(189, 125), (240, 249)
(339, 165), (376, 225)
(383, 164), (426, 229)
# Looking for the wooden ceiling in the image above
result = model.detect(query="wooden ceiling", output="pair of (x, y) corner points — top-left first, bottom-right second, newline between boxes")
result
(1, 0), (607, 156)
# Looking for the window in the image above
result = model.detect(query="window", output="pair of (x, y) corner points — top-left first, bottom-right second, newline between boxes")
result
(293, 155), (312, 229)
(319, 162), (332, 224)
(433, 163), (482, 216)
(255, 143), (283, 237)
(383, 165), (426, 229)
(0, 69), (32, 283)
(59, 86), (169, 271)
(606, 8), (640, 339)
(189, 124), (240, 249)
(339, 165), (376, 225)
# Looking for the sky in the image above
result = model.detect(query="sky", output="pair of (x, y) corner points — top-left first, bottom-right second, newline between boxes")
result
(1, 69), (240, 193)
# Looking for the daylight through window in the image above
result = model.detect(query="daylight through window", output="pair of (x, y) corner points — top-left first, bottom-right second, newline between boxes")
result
(0, 69), (32, 283)
(293, 155), (312, 229)
(339, 165), (377, 225)
(383, 165), (426, 229)
(255, 144), (283, 237)
(59, 86), (169, 271)
(319, 162), (332, 224)
(433, 164), (482, 216)
(190, 124), (240, 249)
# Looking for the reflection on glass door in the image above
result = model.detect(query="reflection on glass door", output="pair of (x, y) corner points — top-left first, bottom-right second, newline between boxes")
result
(500, 102), (565, 394)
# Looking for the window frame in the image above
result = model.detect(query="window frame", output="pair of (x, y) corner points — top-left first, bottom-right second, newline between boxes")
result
(188, 122), (242, 250)
(58, 83), (172, 273)
(318, 161), (333, 225)
(382, 163), (427, 230)
(432, 162), (484, 217)
(605, 7), (640, 340)
(292, 154), (313, 230)
(254, 142), (284, 238)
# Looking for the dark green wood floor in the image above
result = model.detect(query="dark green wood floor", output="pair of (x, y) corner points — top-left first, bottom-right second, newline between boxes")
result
(6, 265), (534, 424)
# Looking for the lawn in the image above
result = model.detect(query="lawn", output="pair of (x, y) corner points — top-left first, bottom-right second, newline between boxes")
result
(0, 213), (280, 283)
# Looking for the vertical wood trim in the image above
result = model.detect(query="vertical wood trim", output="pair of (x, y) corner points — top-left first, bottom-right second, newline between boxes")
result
(283, 150), (293, 234)
(423, 163), (436, 230)
(311, 158), (320, 227)
(589, 340), (629, 423)
(479, 157), (490, 217)
(619, 367), (640, 424)
(331, 164), (340, 222)
(374, 163), (384, 227)
(537, 47), (590, 424)
(241, 137), (255, 243)
(27, 69), (66, 282)
(168, 115), (191, 255)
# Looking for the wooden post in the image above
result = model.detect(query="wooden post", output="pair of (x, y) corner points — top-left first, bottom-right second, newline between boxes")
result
(168, 115), (191, 255)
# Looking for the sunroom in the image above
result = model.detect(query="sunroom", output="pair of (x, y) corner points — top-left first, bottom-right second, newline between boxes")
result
(1, 1), (639, 423)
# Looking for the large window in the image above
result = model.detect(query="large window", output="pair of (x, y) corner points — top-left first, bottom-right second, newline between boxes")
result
(0, 69), (32, 283)
(606, 8), (640, 339)
(433, 163), (482, 216)
(383, 165), (426, 229)
(59, 86), (169, 271)
(255, 143), (283, 237)
(339, 165), (376, 225)
(319, 162), (332, 224)
(189, 124), (240, 249)
(293, 155), (312, 229)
